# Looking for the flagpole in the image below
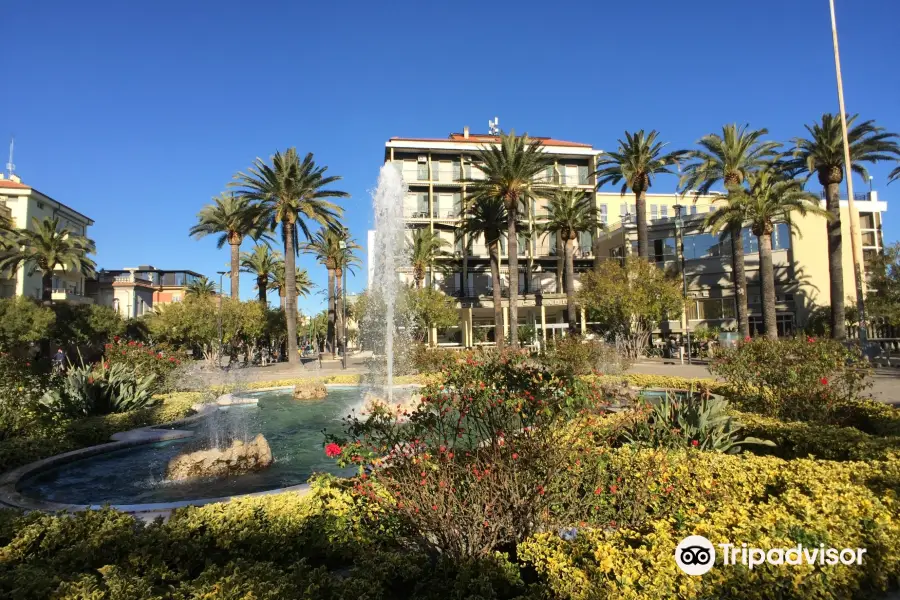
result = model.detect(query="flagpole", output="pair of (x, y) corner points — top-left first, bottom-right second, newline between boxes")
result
(828, 0), (868, 344)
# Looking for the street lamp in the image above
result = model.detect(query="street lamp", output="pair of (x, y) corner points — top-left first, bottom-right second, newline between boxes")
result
(217, 270), (229, 368)
(673, 205), (691, 365)
(339, 239), (348, 370)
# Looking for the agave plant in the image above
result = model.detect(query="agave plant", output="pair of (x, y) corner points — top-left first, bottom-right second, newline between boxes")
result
(41, 362), (157, 417)
(623, 391), (774, 454)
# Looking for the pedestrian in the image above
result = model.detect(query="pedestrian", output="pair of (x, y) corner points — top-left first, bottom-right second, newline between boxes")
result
(52, 347), (66, 374)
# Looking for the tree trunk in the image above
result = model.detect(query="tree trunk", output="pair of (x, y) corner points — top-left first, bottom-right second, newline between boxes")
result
(41, 271), (53, 303)
(825, 181), (846, 339)
(758, 230), (778, 340)
(336, 268), (344, 355)
(635, 188), (649, 260)
(257, 276), (267, 305)
(229, 241), (241, 299)
(327, 268), (336, 359)
(730, 223), (750, 338)
(565, 234), (576, 333)
(507, 206), (519, 347)
(283, 221), (299, 363)
(556, 248), (564, 293)
(489, 242), (504, 349)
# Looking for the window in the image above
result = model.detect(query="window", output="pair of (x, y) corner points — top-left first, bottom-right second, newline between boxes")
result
(660, 205), (669, 219)
(690, 205), (698, 215)
(683, 232), (729, 260)
(862, 231), (876, 246)
(620, 203), (627, 217)
(650, 205), (659, 221)
(417, 162), (428, 181)
(599, 204), (608, 224)
(452, 161), (461, 181)
(859, 212), (875, 229)
(653, 238), (677, 264)
(688, 297), (736, 320)
(579, 231), (592, 255)
(578, 165), (589, 185)
(749, 314), (795, 337)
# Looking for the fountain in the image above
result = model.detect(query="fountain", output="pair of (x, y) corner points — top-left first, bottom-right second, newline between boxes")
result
(366, 163), (411, 402)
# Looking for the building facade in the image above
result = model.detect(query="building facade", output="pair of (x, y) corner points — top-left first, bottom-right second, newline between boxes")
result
(379, 129), (888, 345)
(0, 174), (95, 303)
(86, 267), (207, 318)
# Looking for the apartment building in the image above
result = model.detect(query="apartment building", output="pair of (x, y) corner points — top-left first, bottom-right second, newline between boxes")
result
(595, 191), (888, 337)
(0, 174), (95, 303)
(86, 266), (207, 318)
(379, 129), (887, 345)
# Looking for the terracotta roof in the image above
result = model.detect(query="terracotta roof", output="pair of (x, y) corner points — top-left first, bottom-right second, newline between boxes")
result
(0, 179), (30, 189)
(388, 134), (593, 149)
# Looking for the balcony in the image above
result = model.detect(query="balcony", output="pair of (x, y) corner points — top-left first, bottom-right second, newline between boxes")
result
(818, 190), (872, 201)
(51, 289), (93, 305)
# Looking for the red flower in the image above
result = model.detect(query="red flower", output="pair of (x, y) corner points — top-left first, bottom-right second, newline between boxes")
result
(128, 341), (135, 346)
(537, 485), (545, 495)
(512, 453), (519, 460)
(609, 485), (618, 494)
(324, 442), (342, 457)
(691, 440), (699, 447)
(113, 336), (120, 341)
(169, 357), (176, 362)
(744, 336), (752, 342)
(820, 377), (828, 386)
(175, 359), (181, 365)
(807, 336), (816, 343)
(594, 487), (603, 495)
(103, 362), (109, 369)
(431, 505), (438, 511)
(121, 351), (126, 355)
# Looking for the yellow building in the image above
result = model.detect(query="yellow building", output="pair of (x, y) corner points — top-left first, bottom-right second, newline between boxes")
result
(0, 174), (95, 303)
(379, 129), (886, 344)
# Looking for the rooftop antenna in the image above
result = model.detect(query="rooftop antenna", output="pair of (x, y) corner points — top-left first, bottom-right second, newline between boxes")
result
(5, 137), (14, 177)
(488, 117), (499, 135)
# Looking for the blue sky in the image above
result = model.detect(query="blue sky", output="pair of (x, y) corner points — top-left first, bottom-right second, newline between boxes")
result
(5, 0), (899, 314)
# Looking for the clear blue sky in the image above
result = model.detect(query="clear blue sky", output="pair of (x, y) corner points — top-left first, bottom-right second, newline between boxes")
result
(5, 0), (899, 314)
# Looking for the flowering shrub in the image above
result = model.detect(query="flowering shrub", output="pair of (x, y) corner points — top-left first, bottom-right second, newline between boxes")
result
(545, 336), (632, 376)
(328, 350), (601, 559)
(103, 337), (188, 393)
(0, 354), (57, 441)
(407, 343), (460, 374)
(710, 337), (871, 423)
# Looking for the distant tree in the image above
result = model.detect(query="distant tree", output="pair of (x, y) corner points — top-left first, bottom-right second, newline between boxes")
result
(787, 114), (900, 340)
(536, 188), (603, 332)
(578, 257), (683, 358)
(0, 216), (96, 303)
(408, 228), (450, 289)
(50, 304), (125, 354)
(240, 244), (282, 305)
(680, 124), (781, 338)
(185, 277), (218, 299)
(272, 265), (313, 303)
(595, 130), (687, 260)
(866, 242), (900, 325)
(405, 286), (459, 345)
(189, 193), (269, 299)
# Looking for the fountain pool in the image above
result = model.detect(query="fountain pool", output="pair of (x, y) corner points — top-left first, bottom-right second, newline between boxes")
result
(17, 387), (365, 506)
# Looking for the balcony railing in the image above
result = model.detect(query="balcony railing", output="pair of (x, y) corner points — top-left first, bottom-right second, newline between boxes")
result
(819, 190), (871, 201)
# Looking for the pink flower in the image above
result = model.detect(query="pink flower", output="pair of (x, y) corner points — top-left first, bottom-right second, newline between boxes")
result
(324, 442), (342, 458)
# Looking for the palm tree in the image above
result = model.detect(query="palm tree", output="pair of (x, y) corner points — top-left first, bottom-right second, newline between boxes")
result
(595, 130), (687, 260)
(680, 124), (782, 338)
(0, 216), (96, 303)
(184, 276), (218, 299)
(189, 193), (268, 299)
(459, 197), (516, 347)
(890, 164), (900, 184)
(232, 149), (348, 363)
(736, 166), (830, 339)
(465, 131), (549, 347)
(408, 228), (450, 289)
(333, 233), (361, 356)
(536, 189), (603, 333)
(240, 244), (282, 305)
(787, 114), (900, 340)
(303, 228), (360, 358)
(272, 264), (313, 303)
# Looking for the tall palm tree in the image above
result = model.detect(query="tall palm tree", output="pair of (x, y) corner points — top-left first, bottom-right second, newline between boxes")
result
(466, 131), (549, 347)
(595, 130), (687, 260)
(536, 189), (603, 333)
(240, 244), (282, 305)
(736, 166), (830, 339)
(333, 234), (361, 356)
(303, 228), (360, 358)
(680, 124), (781, 338)
(0, 216), (96, 303)
(189, 193), (268, 299)
(459, 197), (517, 347)
(787, 114), (900, 340)
(232, 149), (348, 363)
(408, 228), (450, 289)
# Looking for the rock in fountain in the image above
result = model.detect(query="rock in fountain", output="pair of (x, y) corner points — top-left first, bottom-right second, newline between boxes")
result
(292, 382), (327, 400)
(362, 389), (422, 419)
(166, 434), (273, 481)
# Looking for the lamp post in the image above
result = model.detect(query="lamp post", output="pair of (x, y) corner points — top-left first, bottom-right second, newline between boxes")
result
(339, 240), (348, 370)
(673, 206), (691, 365)
(217, 270), (229, 368)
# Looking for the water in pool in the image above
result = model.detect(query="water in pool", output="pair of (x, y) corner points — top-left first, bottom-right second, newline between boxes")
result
(19, 387), (362, 505)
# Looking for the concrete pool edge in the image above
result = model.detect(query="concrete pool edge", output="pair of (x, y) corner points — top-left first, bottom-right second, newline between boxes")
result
(0, 391), (289, 518)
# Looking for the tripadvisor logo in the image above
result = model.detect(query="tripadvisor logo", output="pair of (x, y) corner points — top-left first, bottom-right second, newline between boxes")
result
(675, 535), (867, 576)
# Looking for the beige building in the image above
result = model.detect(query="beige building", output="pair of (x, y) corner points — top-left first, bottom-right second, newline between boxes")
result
(86, 267), (208, 318)
(0, 174), (95, 303)
(379, 129), (887, 345)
